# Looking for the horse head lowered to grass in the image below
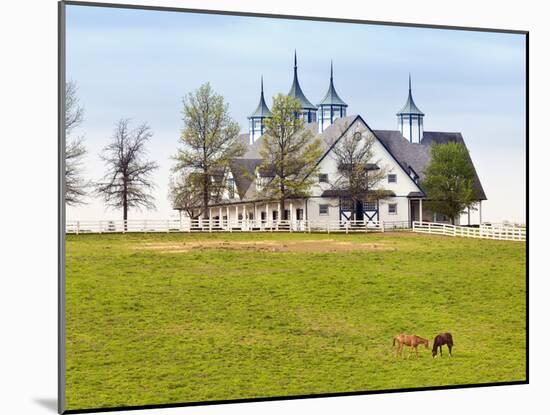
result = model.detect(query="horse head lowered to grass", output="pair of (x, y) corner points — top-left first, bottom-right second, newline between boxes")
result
(392, 334), (429, 357)
(432, 332), (454, 358)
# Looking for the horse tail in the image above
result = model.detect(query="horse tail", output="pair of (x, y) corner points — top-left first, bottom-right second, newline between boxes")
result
(448, 333), (454, 346)
(392, 337), (396, 346)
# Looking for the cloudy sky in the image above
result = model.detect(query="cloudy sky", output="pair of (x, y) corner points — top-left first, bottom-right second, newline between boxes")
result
(65, 4), (526, 223)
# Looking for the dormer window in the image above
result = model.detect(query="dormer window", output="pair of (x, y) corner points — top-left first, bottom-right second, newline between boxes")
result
(388, 174), (397, 183)
(227, 178), (236, 199)
(408, 167), (419, 183)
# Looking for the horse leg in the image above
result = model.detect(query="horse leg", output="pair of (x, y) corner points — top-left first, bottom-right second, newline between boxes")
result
(415, 345), (418, 357)
(440, 345), (443, 357)
(448, 344), (452, 357)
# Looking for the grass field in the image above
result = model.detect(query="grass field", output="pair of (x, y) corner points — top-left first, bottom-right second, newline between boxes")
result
(65, 232), (526, 410)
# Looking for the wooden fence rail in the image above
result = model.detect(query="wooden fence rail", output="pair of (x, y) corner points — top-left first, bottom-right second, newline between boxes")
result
(412, 221), (526, 242)
(66, 219), (389, 234)
(66, 219), (525, 241)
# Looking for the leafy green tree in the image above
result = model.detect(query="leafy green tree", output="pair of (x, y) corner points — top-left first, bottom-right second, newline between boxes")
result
(422, 142), (476, 224)
(259, 94), (323, 217)
(172, 83), (245, 217)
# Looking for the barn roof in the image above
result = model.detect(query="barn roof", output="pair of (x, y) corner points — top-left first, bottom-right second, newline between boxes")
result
(227, 117), (487, 203)
(228, 158), (262, 199)
(373, 129), (487, 200)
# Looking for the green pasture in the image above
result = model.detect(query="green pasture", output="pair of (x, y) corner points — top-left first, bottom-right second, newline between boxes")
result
(65, 232), (526, 410)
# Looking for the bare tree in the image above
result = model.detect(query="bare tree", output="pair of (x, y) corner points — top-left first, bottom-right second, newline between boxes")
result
(172, 83), (245, 217)
(65, 81), (88, 205)
(326, 125), (387, 220)
(96, 118), (159, 223)
(168, 171), (205, 220)
(66, 137), (88, 205)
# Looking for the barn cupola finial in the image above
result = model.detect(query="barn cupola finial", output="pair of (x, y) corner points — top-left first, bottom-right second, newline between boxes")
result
(397, 73), (425, 143)
(248, 76), (272, 144)
(318, 60), (348, 133)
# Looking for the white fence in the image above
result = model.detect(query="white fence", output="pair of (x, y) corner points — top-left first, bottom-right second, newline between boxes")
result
(66, 219), (392, 234)
(412, 221), (526, 242)
(65, 219), (526, 241)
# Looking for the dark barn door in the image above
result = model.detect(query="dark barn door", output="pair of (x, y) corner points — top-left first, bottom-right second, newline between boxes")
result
(410, 199), (419, 227)
(355, 200), (364, 221)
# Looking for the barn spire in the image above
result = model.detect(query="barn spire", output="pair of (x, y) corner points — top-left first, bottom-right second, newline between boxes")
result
(248, 76), (272, 144)
(318, 60), (348, 133)
(287, 51), (317, 123)
(397, 74), (425, 143)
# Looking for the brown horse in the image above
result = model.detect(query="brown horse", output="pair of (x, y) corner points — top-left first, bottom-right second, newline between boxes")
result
(432, 332), (454, 358)
(392, 334), (429, 357)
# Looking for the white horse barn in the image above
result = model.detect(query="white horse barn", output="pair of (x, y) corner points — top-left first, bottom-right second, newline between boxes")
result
(177, 55), (486, 228)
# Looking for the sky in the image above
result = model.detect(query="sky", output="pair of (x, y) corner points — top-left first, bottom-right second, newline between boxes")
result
(65, 4), (526, 223)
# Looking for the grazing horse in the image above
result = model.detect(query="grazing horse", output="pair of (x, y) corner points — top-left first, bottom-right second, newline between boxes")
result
(432, 332), (454, 358)
(392, 334), (429, 357)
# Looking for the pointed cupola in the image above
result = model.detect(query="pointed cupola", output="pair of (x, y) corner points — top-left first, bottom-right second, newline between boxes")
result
(288, 51), (317, 123)
(248, 77), (272, 144)
(397, 74), (425, 143)
(318, 61), (348, 133)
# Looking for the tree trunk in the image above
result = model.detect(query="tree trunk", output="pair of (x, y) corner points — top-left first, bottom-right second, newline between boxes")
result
(279, 180), (285, 222)
(203, 173), (209, 221)
(123, 181), (128, 231)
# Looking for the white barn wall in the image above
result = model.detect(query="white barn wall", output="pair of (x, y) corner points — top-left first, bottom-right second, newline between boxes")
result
(313, 118), (423, 224)
(378, 197), (410, 223)
(307, 197), (341, 222)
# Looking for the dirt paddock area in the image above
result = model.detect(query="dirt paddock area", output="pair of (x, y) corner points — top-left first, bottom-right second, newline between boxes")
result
(134, 238), (393, 253)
